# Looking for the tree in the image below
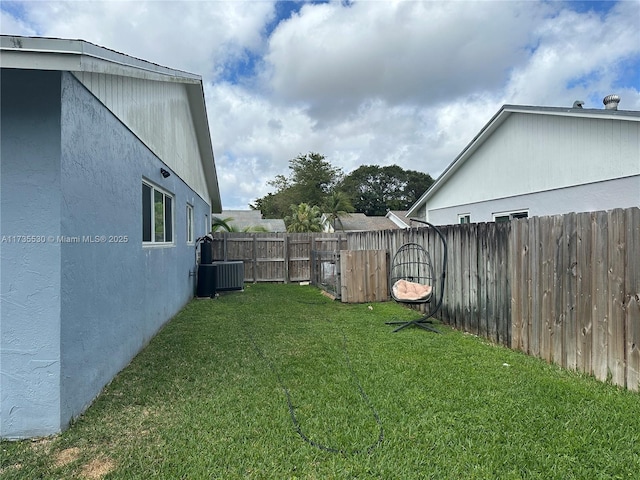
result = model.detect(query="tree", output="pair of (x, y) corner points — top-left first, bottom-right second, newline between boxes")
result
(323, 191), (354, 231)
(284, 203), (323, 233)
(211, 216), (270, 233)
(211, 216), (235, 232)
(252, 153), (343, 219)
(337, 165), (434, 216)
(251, 191), (295, 220)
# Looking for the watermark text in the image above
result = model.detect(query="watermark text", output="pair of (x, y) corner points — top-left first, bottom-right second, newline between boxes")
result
(1, 235), (129, 244)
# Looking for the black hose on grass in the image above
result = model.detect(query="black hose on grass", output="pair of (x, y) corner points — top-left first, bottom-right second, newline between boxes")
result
(246, 328), (384, 455)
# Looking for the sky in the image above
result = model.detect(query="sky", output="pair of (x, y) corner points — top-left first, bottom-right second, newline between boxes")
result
(2, 0), (639, 211)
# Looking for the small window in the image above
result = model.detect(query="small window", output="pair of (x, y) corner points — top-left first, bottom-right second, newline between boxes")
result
(186, 204), (194, 244)
(493, 210), (528, 223)
(142, 181), (174, 244)
(458, 214), (471, 224)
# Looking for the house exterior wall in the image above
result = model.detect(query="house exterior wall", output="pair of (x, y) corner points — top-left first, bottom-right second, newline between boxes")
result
(0, 70), (63, 438)
(424, 112), (640, 224)
(73, 71), (211, 204)
(427, 175), (639, 225)
(0, 70), (212, 439)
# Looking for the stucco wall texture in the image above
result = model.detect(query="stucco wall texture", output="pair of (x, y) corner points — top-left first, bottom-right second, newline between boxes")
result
(1, 70), (211, 439)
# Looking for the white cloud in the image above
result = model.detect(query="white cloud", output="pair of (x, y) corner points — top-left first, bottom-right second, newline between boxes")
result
(504, 0), (640, 108)
(0, 8), (37, 35)
(207, 81), (324, 209)
(2, 0), (638, 211)
(4, 0), (275, 78)
(263, 0), (551, 116)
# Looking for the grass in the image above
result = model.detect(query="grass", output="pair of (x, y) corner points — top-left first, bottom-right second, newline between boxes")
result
(2, 283), (640, 479)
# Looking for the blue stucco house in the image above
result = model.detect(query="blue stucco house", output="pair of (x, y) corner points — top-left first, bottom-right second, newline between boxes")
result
(0, 35), (222, 439)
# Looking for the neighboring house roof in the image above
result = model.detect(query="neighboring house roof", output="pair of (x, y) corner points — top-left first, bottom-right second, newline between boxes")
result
(220, 210), (286, 232)
(407, 103), (640, 218)
(386, 210), (412, 228)
(0, 35), (222, 212)
(325, 213), (399, 232)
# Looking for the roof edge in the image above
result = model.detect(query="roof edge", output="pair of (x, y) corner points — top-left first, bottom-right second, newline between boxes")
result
(0, 35), (201, 83)
(2, 34), (221, 210)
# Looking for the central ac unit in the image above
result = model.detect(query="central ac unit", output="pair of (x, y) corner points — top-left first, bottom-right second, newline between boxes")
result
(213, 261), (244, 291)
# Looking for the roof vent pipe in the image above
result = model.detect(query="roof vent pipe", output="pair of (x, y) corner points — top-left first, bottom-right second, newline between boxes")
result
(572, 100), (584, 108)
(603, 94), (620, 110)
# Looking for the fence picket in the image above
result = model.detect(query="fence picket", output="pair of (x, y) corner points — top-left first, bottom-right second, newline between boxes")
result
(576, 212), (593, 375)
(626, 207), (640, 391)
(552, 215), (564, 366)
(564, 213), (578, 370)
(511, 219), (524, 351)
(608, 209), (626, 386)
(529, 216), (541, 358)
(592, 210), (609, 382)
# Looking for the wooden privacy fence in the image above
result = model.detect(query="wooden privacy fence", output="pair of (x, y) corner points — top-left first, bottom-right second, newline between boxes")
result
(207, 207), (639, 390)
(510, 208), (639, 391)
(348, 207), (639, 391)
(347, 223), (511, 344)
(209, 232), (346, 283)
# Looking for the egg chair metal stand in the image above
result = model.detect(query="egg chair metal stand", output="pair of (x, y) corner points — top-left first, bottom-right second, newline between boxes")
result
(385, 219), (447, 333)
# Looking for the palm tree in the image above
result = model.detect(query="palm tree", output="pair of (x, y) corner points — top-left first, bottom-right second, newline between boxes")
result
(323, 191), (354, 232)
(211, 216), (235, 232)
(285, 203), (323, 233)
(211, 216), (271, 233)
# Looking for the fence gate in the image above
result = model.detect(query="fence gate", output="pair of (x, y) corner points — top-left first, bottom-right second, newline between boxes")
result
(339, 250), (388, 304)
(310, 250), (341, 299)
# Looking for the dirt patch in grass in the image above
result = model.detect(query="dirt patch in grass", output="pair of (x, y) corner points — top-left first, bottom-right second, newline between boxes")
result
(54, 446), (81, 468)
(81, 456), (115, 479)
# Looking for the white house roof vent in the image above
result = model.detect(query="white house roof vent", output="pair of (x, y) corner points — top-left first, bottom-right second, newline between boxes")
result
(572, 100), (584, 108)
(603, 94), (620, 110)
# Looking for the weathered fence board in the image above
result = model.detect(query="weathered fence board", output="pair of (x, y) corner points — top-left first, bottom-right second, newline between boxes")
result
(564, 213), (578, 371)
(477, 222), (489, 339)
(468, 223), (479, 336)
(592, 210), (609, 382)
(511, 220), (522, 351)
(576, 212), (593, 375)
(210, 233), (346, 283)
(497, 222), (510, 345)
(608, 208), (626, 386)
(528, 217), (541, 358)
(508, 207), (639, 389)
(626, 207), (640, 391)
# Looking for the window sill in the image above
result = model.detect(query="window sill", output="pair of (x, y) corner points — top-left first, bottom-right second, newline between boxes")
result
(143, 242), (176, 248)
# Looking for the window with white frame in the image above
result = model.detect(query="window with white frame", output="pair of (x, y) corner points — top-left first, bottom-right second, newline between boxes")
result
(186, 204), (194, 244)
(142, 181), (173, 244)
(493, 210), (528, 223)
(458, 214), (471, 224)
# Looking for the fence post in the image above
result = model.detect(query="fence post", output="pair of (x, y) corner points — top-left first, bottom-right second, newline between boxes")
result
(284, 233), (289, 283)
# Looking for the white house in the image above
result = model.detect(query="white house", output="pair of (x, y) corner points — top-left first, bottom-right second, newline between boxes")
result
(407, 98), (639, 225)
(0, 35), (221, 439)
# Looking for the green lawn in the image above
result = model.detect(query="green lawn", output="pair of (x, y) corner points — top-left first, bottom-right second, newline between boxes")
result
(2, 283), (640, 479)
